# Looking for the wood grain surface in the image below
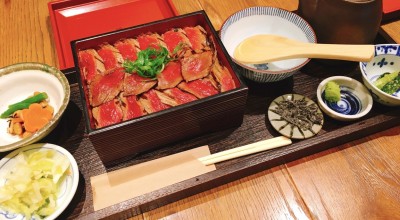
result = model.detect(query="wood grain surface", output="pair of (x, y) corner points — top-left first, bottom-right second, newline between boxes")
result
(1, 0), (400, 219)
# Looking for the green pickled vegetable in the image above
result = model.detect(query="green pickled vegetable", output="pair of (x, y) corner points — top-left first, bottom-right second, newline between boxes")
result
(381, 75), (400, 95)
(324, 81), (341, 102)
(9, 92), (48, 108)
(0, 103), (31, 118)
(374, 71), (399, 89)
(0, 92), (48, 119)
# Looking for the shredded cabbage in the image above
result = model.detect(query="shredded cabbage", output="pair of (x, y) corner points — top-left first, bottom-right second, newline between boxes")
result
(0, 149), (70, 219)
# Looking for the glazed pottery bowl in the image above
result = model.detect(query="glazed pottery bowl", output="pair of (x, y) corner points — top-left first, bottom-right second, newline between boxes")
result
(220, 6), (316, 83)
(317, 76), (373, 121)
(360, 44), (400, 106)
(0, 63), (70, 152)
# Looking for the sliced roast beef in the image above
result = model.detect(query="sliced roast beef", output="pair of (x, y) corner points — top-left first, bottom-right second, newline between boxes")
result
(89, 67), (125, 107)
(78, 49), (105, 83)
(92, 99), (123, 128)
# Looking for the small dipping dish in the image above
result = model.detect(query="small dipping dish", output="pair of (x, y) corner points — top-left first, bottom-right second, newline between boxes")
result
(268, 94), (324, 139)
(317, 76), (373, 121)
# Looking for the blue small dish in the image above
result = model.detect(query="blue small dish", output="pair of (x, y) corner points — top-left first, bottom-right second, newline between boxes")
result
(317, 76), (373, 121)
(321, 87), (362, 115)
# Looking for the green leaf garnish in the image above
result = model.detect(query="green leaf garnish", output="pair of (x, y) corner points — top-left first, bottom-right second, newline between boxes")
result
(123, 46), (170, 78)
(123, 43), (185, 78)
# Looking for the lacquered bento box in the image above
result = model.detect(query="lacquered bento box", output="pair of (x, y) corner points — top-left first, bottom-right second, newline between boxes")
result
(71, 11), (248, 164)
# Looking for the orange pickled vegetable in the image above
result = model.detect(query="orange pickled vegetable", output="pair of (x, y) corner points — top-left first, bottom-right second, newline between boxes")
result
(22, 103), (53, 133)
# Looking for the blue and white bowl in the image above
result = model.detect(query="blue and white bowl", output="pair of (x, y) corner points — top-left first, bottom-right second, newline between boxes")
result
(220, 6), (316, 83)
(360, 44), (400, 106)
(317, 76), (373, 121)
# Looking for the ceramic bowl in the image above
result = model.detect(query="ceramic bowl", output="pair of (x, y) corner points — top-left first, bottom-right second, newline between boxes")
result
(360, 44), (400, 106)
(220, 6), (316, 83)
(268, 94), (324, 139)
(0, 63), (70, 152)
(0, 143), (79, 220)
(317, 76), (373, 121)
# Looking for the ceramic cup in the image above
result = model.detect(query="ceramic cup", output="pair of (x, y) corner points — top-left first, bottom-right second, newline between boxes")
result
(298, 0), (382, 45)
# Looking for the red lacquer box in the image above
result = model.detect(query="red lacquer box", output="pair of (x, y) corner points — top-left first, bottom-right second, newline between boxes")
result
(48, 0), (178, 70)
(383, 0), (400, 21)
(71, 11), (248, 164)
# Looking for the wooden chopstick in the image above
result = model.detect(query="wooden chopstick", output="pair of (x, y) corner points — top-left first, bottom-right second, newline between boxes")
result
(198, 136), (292, 166)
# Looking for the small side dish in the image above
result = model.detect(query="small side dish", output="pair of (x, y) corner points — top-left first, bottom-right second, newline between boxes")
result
(0, 143), (79, 220)
(317, 76), (373, 121)
(360, 44), (400, 106)
(2, 92), (54, 138)
(268, 94), (324, 139)
(0, 63), (70, 152)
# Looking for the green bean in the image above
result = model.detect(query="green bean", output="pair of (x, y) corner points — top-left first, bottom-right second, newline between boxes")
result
(1, 103), (31, 118)
(8, 92), (48, 108)
(1, 92), (48, 118)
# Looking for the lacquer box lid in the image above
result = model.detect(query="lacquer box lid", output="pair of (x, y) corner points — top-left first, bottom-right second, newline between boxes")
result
(383, 0), (400, 21)
(48, 0), (178, 70)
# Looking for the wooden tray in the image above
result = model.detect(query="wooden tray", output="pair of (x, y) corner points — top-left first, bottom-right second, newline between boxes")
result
(5, 61), (399, 219)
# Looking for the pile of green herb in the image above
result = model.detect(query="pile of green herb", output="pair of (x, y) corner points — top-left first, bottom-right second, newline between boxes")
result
(123, 43), (184, 79)
(123, 47), (171, 79)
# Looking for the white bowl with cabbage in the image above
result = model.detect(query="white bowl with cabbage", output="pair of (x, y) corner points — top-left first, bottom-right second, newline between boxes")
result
(0, 143), (79, 220)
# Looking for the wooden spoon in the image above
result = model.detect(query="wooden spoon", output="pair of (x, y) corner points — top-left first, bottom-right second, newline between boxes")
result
(233, 35), (375, 64)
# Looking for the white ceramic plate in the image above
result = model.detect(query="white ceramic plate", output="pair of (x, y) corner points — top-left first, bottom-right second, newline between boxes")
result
(0, 143), (79, 220)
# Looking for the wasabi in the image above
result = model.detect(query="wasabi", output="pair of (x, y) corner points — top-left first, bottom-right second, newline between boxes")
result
(324, 81), (341, 102)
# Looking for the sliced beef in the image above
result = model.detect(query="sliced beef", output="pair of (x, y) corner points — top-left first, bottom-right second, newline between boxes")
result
(181, 51), (213, 81)
(89, 67), (125, 107)
(156, 61), (183, 90)
(183, 25), (209, 52)
(120, 94), (146, 120)
(92, 99), (123, 128)
(123, 73), (157, 96)
(163, 87), (197, 105)
(162, 28), (191, 56)
(178, 77), (219, 98)
(137, 33), (166, 50)
(139, 89), (172, 114)
(211, 59), (236, 92)
(97, 44), (124, 70)
(78, 49), (105, 83)
(114, 38), (140, 61)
